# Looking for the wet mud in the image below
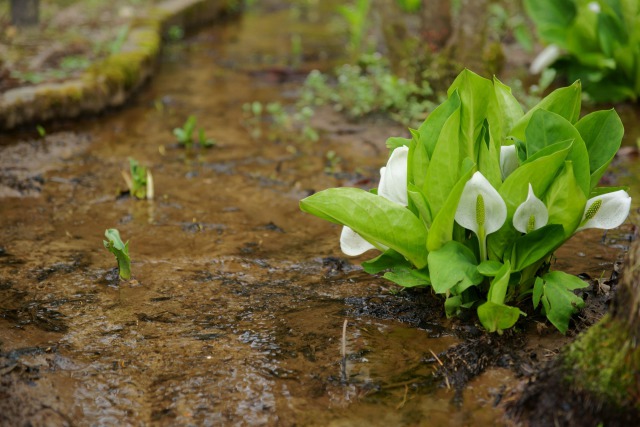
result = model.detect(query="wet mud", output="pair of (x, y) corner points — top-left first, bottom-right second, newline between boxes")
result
(1, 1), (639, 426)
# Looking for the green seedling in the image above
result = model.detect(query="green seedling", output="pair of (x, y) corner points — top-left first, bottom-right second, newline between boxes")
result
(121, 158), (153, 200)
(173, 116), (214, 148)
(36, 125), (46, 137)
(103, 228), (131, 280)
(301, 69), (631, 334)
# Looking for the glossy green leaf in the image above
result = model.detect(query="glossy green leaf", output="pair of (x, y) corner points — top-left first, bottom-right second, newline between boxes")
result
(524, 0), (577, 45)
(423, 107), (461, 215)
(477, 260), (504, 277)
(103, 228), (131, 280)
(539, 271), (588, 333)
(477, 301), (523, 333)
(575, 109), (624, 189)
(447, 69), (494, 161)
(488, 76), (525, 145)
(300, 188), (429, 268)
(418, 90), (461, 159)
(383, 266), (431, 288)
(510, 224), (565, 272)
(408, 129), (429, 189)
(509, 81), (582, 141)
(544, 161), (587, 237)
(362, 249), (410, 274)
(428, 240), (483, 294)
(524, 109), (590, 196)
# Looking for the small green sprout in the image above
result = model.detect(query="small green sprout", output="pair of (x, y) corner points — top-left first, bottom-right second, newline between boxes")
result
(121, 158), (154, 200)
(36, 125), (46, 137)
(103, 229), (131, 280)
(173, 116), (214, 148)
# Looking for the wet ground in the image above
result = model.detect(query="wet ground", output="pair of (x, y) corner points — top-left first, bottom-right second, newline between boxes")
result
(1, 2), (639, 426)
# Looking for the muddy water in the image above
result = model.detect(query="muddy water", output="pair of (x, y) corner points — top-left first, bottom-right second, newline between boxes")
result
(1, 2), (638, 426)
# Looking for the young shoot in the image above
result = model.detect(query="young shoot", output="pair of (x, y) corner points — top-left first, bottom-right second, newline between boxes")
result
(103, 228), (131, 280)
(122, 158), (154, 200)
(173, 116), (215, 148)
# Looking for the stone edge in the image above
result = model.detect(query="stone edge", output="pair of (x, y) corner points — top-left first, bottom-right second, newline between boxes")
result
(0, 0), (232, 130)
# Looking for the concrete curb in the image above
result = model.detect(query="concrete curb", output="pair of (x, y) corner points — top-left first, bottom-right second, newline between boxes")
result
(0, 0), (232, 130)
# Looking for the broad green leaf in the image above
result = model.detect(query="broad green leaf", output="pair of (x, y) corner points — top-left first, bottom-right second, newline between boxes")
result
(524, 109), (591, 196)
(477, 301), (523, 333)
(540, 271), (588, 333)
(447, 69), (494, 161)
(300, 188), (429, 268)
(478, 137), (502, 189)
(423, 107), (461, 215)
(428, 241), (483, 294)
(533, 276), (544, 309)
(509, 81), (582, 141)
(426, 161), (474, 252)
(362, 249), (410, 274)
(383, 266), (431, 288)
(575, 109), (624, 189)
(103, 228), (131, 280)
(544, 161), (586, 237)
(418, 90), (461, 159)
(597, 12), (628, 57)
(509, 224), (565, 272)
(524, 0), (577, 45)
(408, 129), (429, 189)
(488, 76), (525, 144)
(478, 260), (504, 277)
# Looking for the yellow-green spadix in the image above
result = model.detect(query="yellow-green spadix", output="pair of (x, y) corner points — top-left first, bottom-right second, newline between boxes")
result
(513, 184), (548, 233)
(340, 146), (409, 256)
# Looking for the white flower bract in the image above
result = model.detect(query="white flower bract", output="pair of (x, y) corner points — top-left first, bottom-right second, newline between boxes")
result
(513, 184), (548, 233)
(455, 171), (507, 235)
(577, 190), (631, 231)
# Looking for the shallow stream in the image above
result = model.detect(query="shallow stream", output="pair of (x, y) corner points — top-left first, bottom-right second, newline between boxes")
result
(1, 2), (638, 426)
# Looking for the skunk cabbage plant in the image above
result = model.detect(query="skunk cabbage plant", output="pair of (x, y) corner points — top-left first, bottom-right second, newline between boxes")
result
(300, 69), (631, 333)
(526, 0), (640, 102)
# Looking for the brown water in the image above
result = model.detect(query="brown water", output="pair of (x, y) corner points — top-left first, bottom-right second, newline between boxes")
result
(1, 2), (638, 426)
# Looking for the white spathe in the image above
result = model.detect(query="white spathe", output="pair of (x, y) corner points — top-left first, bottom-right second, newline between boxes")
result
(513, 184), (548, 233)
(339, 146), (409, 256)
(577, 190), (632, 231)
(530, 44), (561, 74)
(455, 171), (507, 235)
(499, 145), (519, 180)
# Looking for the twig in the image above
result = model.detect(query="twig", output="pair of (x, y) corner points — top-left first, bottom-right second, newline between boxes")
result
(341, 319), (348, 383)
(396, 384), (409, 410)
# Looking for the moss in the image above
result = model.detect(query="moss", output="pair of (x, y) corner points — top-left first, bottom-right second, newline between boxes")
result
(563, 315), (640, 409)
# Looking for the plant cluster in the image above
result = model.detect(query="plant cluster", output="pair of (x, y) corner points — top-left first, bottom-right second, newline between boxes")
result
(242, 54), (436, 146)
(526, 0), (640, 102)
(300, 69), (631, 334)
